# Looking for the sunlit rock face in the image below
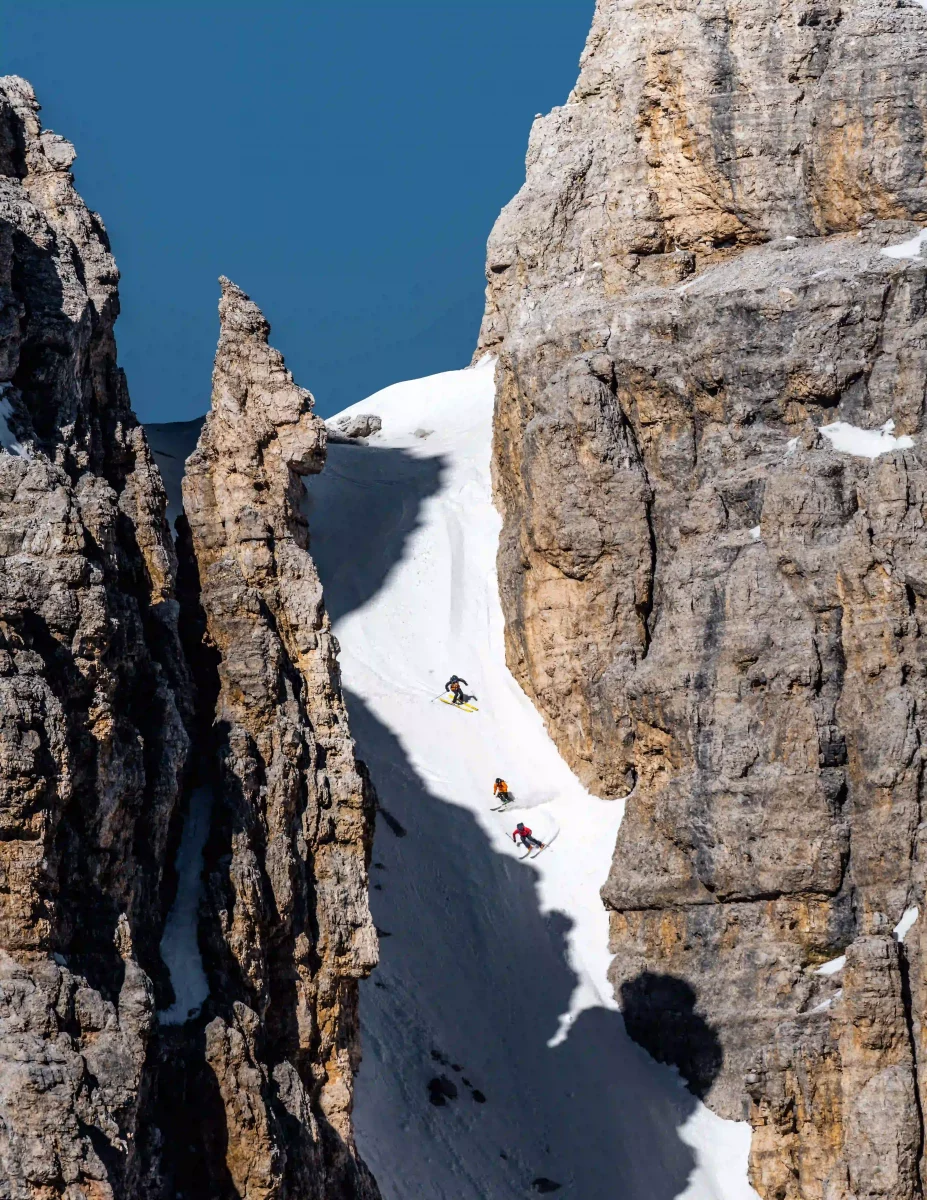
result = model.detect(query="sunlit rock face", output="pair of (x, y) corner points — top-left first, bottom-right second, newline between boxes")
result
(479, 0), (927, 1193)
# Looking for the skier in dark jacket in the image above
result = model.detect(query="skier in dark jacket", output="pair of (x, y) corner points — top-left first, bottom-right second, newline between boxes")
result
(445, 674), (469, 705)
(512, 822), (544, 852)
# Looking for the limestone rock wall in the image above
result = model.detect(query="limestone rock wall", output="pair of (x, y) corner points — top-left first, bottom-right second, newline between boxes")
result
(180, 279), (379, 1200)
(481, 0), (927, 1193)
(0, 75), (193, 1196)
(0, 78), (379, 1200)
(479, 0), (927, 357)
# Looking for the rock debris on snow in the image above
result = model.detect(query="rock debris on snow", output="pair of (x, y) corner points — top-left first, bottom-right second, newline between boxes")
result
(333, 411), (383, 439)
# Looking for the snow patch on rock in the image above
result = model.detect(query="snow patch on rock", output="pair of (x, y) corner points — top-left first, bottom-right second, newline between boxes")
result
(158, 785), (212, 1024)
(816, 955), (846, 976)
(881, 229), (927, 259)
(820, 419), (914, 458)
(894, 906), (919, 944)
(0, 385), (28, 456)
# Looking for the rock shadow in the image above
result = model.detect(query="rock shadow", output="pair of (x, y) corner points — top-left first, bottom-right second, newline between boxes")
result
(149, 1021), (237, 1200)
(341, 686), (722, 1199)
(141, 420), (446, 615)
(619, 972), (724, 1101)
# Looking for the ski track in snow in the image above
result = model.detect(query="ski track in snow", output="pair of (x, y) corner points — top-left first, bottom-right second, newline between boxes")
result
(308, 357), (758, 1200)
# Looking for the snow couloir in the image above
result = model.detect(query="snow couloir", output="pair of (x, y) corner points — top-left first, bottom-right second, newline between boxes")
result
(305, 356), (759, 1200)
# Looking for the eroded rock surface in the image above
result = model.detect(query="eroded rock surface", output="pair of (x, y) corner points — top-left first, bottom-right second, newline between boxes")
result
(180, 278), (379, 1199)
(0, 75), (193, 1196)
(481, 0), (927, 1192)
(0, 78), (378, 1200)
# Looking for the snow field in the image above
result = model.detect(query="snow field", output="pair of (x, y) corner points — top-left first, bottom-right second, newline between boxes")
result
(308, 358), (758, 1199)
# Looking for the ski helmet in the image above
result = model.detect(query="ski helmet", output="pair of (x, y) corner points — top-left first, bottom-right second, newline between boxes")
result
(495, 778), (502, 785)
(516, 822), (525, 831)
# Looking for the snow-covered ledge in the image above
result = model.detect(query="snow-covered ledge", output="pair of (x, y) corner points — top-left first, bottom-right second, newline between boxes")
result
(820, 419), (913, 459)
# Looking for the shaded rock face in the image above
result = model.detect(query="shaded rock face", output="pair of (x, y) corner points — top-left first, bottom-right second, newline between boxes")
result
(180, 278), (379, 1199)
(0, 79), (378, 1200)
(0, 75), (193, 1195)
(481, 0), (927, 1193)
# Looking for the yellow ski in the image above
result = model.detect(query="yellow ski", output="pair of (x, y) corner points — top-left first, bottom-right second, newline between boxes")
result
(438, 697), (478, 713)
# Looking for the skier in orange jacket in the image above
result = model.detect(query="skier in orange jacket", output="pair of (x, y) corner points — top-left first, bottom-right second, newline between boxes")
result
(493, 778), (513, 807)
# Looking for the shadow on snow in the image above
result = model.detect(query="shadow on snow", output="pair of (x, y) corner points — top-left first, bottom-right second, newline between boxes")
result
(307, 440), (724, 1199)
(304, 438), (446, 625)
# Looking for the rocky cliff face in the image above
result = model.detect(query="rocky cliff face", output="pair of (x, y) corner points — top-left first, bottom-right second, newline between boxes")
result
(0, 74), (193, 1196)
(0, 78), (378, 1200)
(178, 278), (379, 1200)
(480, 0), (927, 1194)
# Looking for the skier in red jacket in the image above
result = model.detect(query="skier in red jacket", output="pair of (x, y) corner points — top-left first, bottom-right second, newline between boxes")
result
(512, 822), (544, 852)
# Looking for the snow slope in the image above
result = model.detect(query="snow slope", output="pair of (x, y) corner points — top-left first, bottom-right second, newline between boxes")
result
(307, 357), (758, 1200)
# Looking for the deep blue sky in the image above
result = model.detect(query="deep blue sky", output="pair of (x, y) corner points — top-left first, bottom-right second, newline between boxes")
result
(4, 2), (592, 422)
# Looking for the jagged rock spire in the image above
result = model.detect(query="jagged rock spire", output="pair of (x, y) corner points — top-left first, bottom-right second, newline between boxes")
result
(180, 280), (379, 1199)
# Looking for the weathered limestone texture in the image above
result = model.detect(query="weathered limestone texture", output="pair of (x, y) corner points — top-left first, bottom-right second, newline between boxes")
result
(0, 79), (378, 1200)
(0, 75), (193, 1196)
(181, 279), (379, 1199)
(480, 0), (927, 1192)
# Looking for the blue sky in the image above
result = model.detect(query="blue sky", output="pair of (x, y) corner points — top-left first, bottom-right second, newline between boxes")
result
(3, 1), (592, 421)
